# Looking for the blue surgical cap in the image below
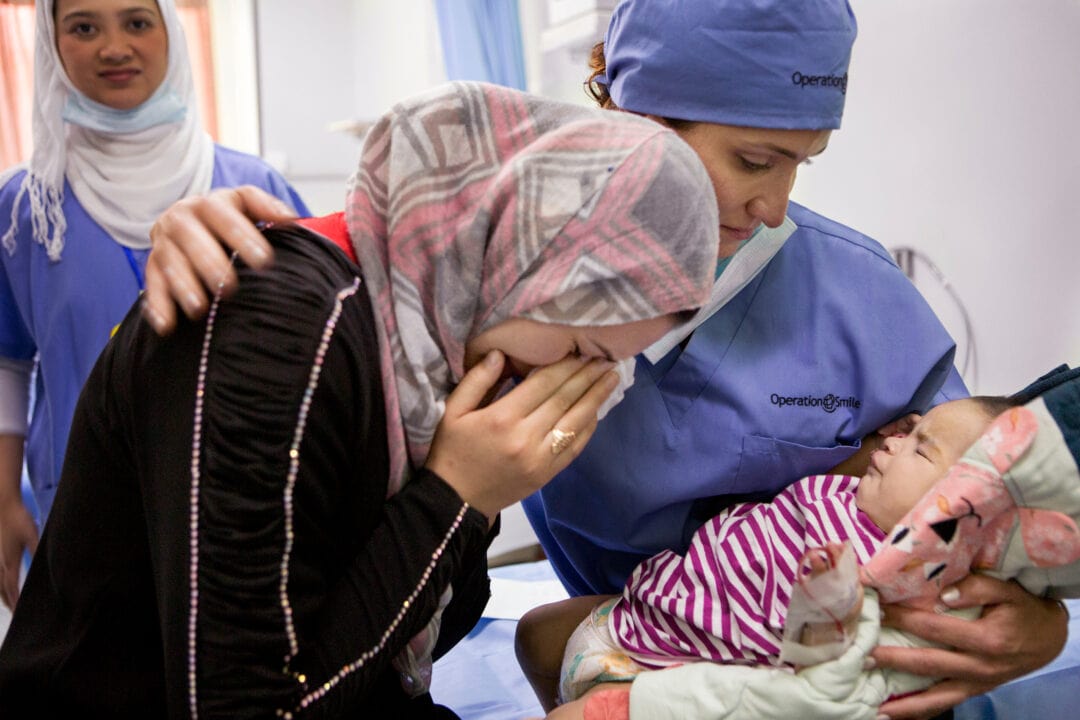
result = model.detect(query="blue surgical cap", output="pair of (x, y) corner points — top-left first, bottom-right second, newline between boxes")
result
(602, 0), (858, 129)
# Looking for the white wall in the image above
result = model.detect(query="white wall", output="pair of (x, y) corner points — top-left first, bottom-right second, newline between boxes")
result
(530, 0), (616, 104)
(790, 0), (1080, 395)
(254, 0), (446, 215)
(208, 0), (260, 155)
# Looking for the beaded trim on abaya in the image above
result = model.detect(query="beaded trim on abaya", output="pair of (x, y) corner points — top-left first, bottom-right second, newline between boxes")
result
(186, 257), (470, 717)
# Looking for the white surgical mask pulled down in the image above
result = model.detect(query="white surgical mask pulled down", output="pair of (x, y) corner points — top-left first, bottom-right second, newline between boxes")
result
(644, 217), (797, 363)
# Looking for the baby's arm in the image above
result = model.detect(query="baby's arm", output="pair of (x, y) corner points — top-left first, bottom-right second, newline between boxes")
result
(517, 594), (616, 712)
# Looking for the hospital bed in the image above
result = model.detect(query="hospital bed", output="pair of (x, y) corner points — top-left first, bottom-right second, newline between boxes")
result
(431, 560), (1080, 720)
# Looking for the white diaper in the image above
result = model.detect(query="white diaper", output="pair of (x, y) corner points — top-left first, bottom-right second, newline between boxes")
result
(558, 597), (645, 704)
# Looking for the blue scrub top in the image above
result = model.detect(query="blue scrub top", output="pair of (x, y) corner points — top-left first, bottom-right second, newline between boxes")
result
(0, 146), (309, 523)
(524, 201), (969, 596)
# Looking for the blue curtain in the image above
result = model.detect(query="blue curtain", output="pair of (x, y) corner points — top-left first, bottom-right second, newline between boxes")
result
(433, 0), (527, 90)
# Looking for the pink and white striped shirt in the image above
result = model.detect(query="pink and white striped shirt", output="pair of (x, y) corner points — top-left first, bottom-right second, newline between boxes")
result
(610, 474), (885, 669)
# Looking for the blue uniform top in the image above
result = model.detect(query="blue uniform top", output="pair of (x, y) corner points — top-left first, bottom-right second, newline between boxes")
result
(0, 146), (309, 522)
(523, 201), (969, 596)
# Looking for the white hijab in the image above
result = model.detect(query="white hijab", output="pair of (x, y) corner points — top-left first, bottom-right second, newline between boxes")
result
(1, 0), (214, 260)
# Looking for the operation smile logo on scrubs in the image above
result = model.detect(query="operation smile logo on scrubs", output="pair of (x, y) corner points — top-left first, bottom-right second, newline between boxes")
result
(791, 71), (848, 95)
(770, 393), (861, 413)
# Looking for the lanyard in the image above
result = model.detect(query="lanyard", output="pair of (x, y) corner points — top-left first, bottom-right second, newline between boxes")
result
(123, 246), (145, 291)
(111, 248), (145, 338)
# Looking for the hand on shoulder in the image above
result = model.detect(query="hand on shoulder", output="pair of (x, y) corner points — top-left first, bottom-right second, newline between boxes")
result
(143, 186), (297, 334)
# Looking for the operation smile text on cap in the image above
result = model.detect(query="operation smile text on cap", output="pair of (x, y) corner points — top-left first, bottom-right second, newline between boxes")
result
(601, 0), (858, 130)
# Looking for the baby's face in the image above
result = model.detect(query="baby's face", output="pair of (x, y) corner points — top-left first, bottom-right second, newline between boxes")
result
(856, 399), (993, 531)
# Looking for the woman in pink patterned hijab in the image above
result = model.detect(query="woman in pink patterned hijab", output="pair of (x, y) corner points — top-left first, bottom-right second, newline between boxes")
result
(347, 82), (717, 695)
(349, 82), (717, 492)
(0, 82), (717, 718)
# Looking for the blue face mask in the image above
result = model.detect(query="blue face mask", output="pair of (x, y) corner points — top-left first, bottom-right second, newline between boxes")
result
(61, 84), (186, 134)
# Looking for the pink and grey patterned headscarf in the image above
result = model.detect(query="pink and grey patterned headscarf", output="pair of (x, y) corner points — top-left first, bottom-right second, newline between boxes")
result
(347, 81), (719, 490)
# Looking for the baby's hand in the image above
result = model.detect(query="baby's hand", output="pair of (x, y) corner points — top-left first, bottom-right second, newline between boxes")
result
(877, 413), (920, 438)
(797, 544), (864, 647)
(780, 542), (863, 666)
(795, 544), (864, 647)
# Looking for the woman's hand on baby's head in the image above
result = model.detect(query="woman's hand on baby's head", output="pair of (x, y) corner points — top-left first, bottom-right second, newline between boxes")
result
(426, 352), (618, 522)
(143, 186), (296, 335)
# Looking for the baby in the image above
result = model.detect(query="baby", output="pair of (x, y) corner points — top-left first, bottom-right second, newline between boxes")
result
(517, 395), (1017, 718)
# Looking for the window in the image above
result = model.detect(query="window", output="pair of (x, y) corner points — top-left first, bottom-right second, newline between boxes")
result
(0, 0), (35, 168)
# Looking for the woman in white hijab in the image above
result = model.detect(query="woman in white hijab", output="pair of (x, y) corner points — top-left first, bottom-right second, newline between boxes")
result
(0, 0), (309, 609)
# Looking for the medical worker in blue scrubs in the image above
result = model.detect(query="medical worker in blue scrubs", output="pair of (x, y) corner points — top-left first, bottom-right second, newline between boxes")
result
(0, 0), (308, 610)
(133, 1), (1067, 717)
(516, 2), (1066, 717)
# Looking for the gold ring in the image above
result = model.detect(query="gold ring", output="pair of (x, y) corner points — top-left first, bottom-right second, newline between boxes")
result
(550, 427), (577, 456)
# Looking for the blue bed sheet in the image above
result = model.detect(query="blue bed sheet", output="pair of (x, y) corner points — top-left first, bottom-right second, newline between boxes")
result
(431, 561), (552, 719)
(431, 561), (1080, 720)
